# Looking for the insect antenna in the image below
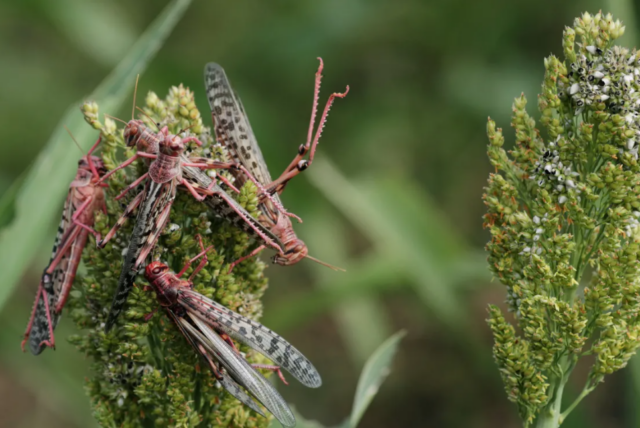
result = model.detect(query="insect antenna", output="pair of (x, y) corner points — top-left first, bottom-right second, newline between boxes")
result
(64, 126), (102, 179)
(135, 106), (160, 131)
(132, 74), (140, 120)
(305, 254), (346, 272)
(178, 122), (197, 135)
(104, 114), (128, 125)
(64, 126), (85, 156)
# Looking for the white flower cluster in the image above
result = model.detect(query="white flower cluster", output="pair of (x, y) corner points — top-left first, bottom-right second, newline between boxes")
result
(558, 45), (640, 158)
(530, 137), (580, 204)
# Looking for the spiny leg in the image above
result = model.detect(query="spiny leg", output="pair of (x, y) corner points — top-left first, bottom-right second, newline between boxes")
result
(184, 159), (300, 221)
(21, 283), (47, 352)
(86, 136), (103, 178)
(251, 364), (289, 386)
(54, 230), (88, 312)
(180, 178), (208, 201)
(45, 226), (82, 276)
(98, 190), (145, 248)
(234, 164), (302, 223)
(228, 245), (266, 273)
(99, 152), (156, 183)
(71, 196), (101, 240)
(214, 191), (282, 253)
(115, 172), (149, 200)
(267, 59), (349, 195)
(176, 235), (215, 280)
(21, 280), (57, 352)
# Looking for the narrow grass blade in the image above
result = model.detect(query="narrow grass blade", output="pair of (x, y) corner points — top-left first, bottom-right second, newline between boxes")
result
(348, 330), (405, 427)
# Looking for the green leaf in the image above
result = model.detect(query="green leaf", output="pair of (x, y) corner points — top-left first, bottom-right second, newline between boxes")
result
(0, 0), (192, 310)
(0, 170), (26, 231)
(347, 330), (405, 428)
(269, 332), (404, 428)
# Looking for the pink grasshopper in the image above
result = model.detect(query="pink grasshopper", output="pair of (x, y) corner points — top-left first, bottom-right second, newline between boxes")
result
(22, 137), (107, 355)
(204, 59), (349, 271)
(97, 129), (249, 331)
(110, 111), (284, 256)
(144, 237), (320, 426)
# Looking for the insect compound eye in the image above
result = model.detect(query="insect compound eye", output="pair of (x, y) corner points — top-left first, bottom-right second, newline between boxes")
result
(152, 267), (163, 275)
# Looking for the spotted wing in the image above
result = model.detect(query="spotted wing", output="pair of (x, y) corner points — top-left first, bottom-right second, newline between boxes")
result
(204, 63), (274, 189)
(105, 180), (176, 331)
(165, 309), (266, 418)
(184, 313), (295, 427)
(178, 288), (322, 388)
(27, 190), (75, 354)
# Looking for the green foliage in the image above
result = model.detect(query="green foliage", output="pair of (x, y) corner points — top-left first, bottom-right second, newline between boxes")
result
(74, 85), (272, 427)
(484, 11), (640, 428)
(346, 330), (405, 428)
(269, 331), (405, 428)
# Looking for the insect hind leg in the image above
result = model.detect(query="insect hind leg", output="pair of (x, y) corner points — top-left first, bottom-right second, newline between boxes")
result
(22, 276), (57, 354)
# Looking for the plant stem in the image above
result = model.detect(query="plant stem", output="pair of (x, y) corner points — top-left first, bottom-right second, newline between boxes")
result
(560, 382), (594, 422)
(535, 377), (565, 428)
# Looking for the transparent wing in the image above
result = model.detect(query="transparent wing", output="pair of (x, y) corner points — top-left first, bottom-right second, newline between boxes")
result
(181, 314), (295, 427)
(179, 289), (322, 388)
(204, 63), (274, 188)
(166, 309), (266, 418)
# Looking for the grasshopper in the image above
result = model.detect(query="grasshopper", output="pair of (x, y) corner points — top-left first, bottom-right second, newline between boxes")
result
(144, 236), (320, 426)
(101, 80), (285, 259)
(111, 114), (284, 254)
(22, 136), (107, 354)
(98, 131), (239, 331)
(204, 59), (349, 271)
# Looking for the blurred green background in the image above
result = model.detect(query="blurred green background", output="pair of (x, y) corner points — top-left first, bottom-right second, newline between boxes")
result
(1, 0), (639, 427)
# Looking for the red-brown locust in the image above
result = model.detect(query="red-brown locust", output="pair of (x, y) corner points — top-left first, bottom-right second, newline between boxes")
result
(22, 137), (107, 355)
(116, 117), (284, 255)
(98, 131), (238, 331)
(144, 237), (321, 426)
(204, 59), (349, 271)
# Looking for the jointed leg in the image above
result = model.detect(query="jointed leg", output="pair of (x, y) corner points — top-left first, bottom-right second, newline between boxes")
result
(71, 197), (101, 240)
(99, 152), (156, 183)
(215, 191), (282, 252)
(228, 245), (266, 273)
(86, 136), (103, 179)
(267, 58), (349, 195)
(182, 136), (204, 147)
(251, 364), (289, 385)
(45, 226), (82, 275)
(180, 178), (207, 201)
(115, 172), (149, 200)
(21, 281), (56, 352)
(176, 235), (215, 280)
(98, 191), (145, 248)
(54, 231), (88, 312)
(235, 164), (302, 223)
(216, 173), (240, 193)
